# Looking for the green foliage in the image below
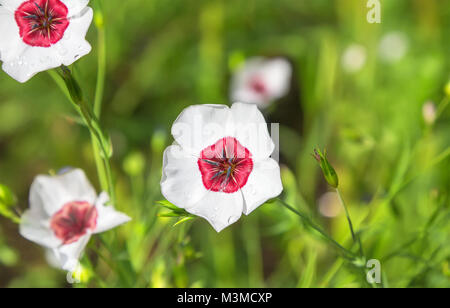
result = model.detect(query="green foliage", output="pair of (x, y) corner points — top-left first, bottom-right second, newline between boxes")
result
(0, 0), (449, 288)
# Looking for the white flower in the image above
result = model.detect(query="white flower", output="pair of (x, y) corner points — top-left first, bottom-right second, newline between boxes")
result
(0, 0), (93, 83)
(341, 44), (366, 73)
(161, 102), (283, 232)
(20, 168), (131, 271)
(378, 32), (408, 63)
(230, 57), (292, 108)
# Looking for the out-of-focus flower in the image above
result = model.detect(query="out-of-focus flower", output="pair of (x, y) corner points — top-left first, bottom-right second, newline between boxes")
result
(20, 169), (131, 271)
(341, 44), (366, 73)
(318, 192), (341, 218)
(230, 57), (292, 109)
(0, 0), (93, 82)
(378, 32), (409, 63)
(422, 101), (437, 125)
(161, 103), (283, 232)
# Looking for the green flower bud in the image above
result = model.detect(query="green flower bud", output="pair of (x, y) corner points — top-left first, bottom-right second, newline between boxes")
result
(445, 81), (450, 98)
(0, 184), (20, 224)
(313, 148), (339, 188)
(0, 184), (16, 209)
(123, 151), (146, 177)
(59, 66), (83, 104)
(151, 130), (167, 153)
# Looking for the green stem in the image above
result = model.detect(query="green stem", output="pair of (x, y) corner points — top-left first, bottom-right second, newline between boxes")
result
(50, 66), (116, 205)
(336, 188), (364, 258)
(277, 198), (355, 259)
(90, 2), (108, 193)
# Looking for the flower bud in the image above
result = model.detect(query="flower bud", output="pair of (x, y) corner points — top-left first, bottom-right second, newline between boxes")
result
(0, 184), (16, 209)
(151, 130), (167, 153)
(444, 81), (450, 98)
(0, 184), (19, 223)
(123, 151), (146, 177)
(313, 148), (339, 188)
(59, 66), (83, 104)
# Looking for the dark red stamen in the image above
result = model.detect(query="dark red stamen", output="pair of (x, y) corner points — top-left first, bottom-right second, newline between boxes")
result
(198, 137), (253, 193)
(50, 201), (98, 245)
(15, 0), (69, 47)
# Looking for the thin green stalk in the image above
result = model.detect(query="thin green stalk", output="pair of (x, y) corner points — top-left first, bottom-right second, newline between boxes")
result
(336, 188), (364, 258)
(90, 0), (108, 193)
(50, 67), (116, 205)
(277, 198), (355, 259)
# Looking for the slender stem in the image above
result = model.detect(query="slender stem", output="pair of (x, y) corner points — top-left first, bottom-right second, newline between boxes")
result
(277, 198), (355, 259)
(49, 68), (116, 205)
(336, 188), (364, 258)
(90, 3), (108, 193)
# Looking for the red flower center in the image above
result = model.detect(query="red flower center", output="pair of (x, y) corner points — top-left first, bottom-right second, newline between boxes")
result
(15, 0), (70, 47)
(50, 201), (98, 245)
(198, 137), (253, 193)
(249, 76), (268, 96)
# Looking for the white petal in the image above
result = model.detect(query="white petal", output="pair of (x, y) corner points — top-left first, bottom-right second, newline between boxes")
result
(230, 57), (291, 107)
(0, 8), (26, 63)
(58, 6), (93, 66)
(61, 0), (90, 17)
(161, 144), (208, 209)
(187, 190), (244, 232)
(1, 7), (93, 83)
(230, 102), (275, 161)
(171, 104), (234, 154)
(94, 192), (131, 233)
(19, 209), (61, 248)
(0, 0), (22, 11)
(53, 234), (91, 271)
(260, 58), (292, 99)
(240, 158), (283, 215)
(29, 168), (97, 217)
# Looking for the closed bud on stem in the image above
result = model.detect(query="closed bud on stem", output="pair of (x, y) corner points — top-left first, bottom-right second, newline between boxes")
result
(313, 148), (339, 188)
(58, 65), (83, 104)
(0, 184), (16, 209)
(0, 184), (20, 223)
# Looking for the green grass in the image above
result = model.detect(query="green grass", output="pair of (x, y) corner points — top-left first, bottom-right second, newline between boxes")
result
(0, 0), (449, 288)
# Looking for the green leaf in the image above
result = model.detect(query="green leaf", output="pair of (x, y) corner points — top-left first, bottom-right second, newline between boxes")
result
(173, 216), (195, 227)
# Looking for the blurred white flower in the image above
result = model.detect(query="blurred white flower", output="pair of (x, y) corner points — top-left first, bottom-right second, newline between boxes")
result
(422, 101), (437, 125)
(0, 0), (93, 82)
(318, 192), (341, 218)
(378, 32), (409, 63)
(20, 168), (131, 271)
(230, 57), (292, 108)
(161, 103), (283, 232)
(341, 44), (367, 73)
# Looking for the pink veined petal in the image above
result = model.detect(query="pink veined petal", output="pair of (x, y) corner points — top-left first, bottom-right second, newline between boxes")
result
(240, 158), (283, 215)
(197, 137), (253, 194)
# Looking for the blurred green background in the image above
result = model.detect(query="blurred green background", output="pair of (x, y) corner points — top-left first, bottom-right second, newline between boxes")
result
(0, 0), (449, 287)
